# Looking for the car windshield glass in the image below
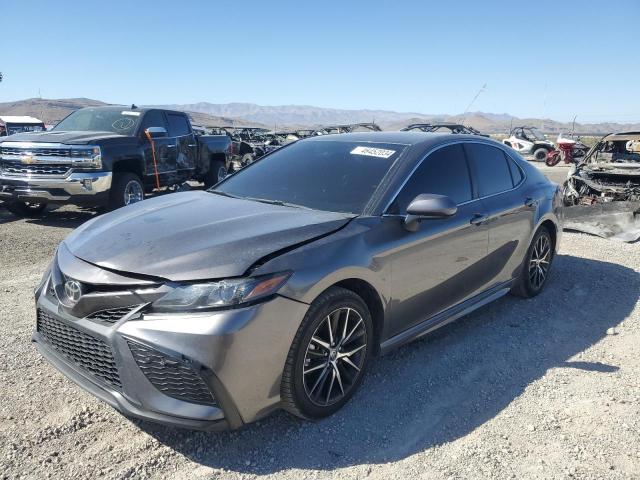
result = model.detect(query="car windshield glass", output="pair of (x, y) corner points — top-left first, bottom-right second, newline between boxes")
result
(53, 108), (141, 135)
(214, 140), (406, 214)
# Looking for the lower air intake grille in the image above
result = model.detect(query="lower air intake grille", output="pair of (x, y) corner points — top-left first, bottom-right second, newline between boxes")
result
(127, 340), (216, 406)
(37, 309), (121, 389)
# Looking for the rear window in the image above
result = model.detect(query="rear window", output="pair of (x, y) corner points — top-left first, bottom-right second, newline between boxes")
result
(166, 114), (191, 137)
(216, 140), (406, 214)
(464, 143), (514, 196)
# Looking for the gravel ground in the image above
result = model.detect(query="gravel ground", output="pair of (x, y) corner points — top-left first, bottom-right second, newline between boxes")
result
(1, 165), (639, 480)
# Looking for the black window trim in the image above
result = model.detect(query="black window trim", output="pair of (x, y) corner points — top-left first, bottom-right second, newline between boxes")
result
(382, 139), (528, 215)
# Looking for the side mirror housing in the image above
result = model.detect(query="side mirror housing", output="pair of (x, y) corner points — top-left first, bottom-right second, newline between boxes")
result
(145, 127), (168, 139)
(404, 193), (457, 232)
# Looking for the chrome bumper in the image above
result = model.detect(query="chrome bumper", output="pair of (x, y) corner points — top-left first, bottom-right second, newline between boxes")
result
(0, 171), (112, 204)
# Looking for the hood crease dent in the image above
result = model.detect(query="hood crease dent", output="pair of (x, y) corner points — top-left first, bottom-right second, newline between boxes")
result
(63, 191), (353, 281)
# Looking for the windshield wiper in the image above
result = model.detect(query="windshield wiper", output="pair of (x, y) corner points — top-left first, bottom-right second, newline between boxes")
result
(208, 190), (241, 199)
(243, 196), (313, 210)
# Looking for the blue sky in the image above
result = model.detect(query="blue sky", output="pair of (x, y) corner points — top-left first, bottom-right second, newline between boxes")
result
(1, 0), (639, 122)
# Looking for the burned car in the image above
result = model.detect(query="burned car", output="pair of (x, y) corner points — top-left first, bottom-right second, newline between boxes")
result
(562, 132), (640, 242)
(401, 123), (488, 136)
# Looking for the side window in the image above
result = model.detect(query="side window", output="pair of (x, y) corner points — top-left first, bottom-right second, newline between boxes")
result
(139, 110), (167, 134)
(166, 114), (191, 137)
(390, 144), (473, 214)
(505, 153), (524, 186)
(464, 144), (513, 196)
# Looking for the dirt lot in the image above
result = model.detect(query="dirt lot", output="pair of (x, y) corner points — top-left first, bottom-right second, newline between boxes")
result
(1, 164), (639, 480)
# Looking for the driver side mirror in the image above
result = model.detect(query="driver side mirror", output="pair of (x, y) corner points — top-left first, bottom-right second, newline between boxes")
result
(145, 127), (168, 139)
(404, 194), (457, 232)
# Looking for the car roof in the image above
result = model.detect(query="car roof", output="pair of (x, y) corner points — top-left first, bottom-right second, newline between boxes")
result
(303, 131), (490, 148)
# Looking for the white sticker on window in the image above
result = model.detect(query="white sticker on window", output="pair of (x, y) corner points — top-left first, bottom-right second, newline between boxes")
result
(350, 146), (396, 158)
(121, 111), (141, 116)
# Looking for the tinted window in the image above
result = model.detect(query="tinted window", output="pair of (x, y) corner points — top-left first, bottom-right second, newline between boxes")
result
(216, 140), (406, 214)
(166, 113), (191, 137)
(465, 144), (513, 196)
(506, 153), (524, 186)
(139, 110), (167, 134)
(389, 144), (472, 214)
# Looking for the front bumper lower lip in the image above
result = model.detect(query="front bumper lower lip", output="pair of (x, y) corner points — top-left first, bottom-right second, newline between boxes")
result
(32, 331), (231, 431)
(0, 171), (112, 203)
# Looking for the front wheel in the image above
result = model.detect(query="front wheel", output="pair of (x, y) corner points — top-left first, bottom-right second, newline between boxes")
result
(5, 201), (48, 217)
(545, 150), (562, 166)
(281, 287), (373, 419)
(511, 226), (554, 298)
(109, 172), (144, 211)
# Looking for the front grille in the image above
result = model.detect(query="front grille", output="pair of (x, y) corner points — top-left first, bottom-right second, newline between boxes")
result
(37, 309), (121, 389)
(1, 146), (71, 157)
(127, 340), (216, 406)
(86, 305), (141, 325)
(1, 160), (71, 176)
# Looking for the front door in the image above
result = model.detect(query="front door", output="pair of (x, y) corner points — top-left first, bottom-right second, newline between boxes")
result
(385, 143), (492, 338)
(139, 110), (177, 182)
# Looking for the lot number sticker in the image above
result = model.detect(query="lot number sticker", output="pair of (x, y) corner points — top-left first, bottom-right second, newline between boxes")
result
(350, 146), (396, 158)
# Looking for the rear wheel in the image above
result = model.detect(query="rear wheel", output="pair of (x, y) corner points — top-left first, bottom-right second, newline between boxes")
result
(533, 147), (550, 162)
(511, 226), (554, 298)
(5, 201), (47, 217)
(204, 160), (226, 188)
(281, 287), (373, 419)
(109, 172), (144, 210)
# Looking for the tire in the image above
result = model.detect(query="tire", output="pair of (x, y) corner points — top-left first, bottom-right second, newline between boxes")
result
(511, 226), (554, 298)
(109, 172), (144, 211)
(533, 147), (549, 162)
(5, 201), (47, 217)
(545, 151), (562, 167)
(204, 160), (226, 188)
(281, 287), (374, 420)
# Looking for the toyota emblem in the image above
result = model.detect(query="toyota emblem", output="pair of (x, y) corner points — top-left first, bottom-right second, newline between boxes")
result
(64, 279), (83, 304)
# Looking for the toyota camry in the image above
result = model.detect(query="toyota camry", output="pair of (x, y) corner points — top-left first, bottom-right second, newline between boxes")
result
(33, 132), (562, 430)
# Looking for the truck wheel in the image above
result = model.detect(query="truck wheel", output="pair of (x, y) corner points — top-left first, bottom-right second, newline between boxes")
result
(5, 201), (48, 217)
(533, 147), (549, 162)
(204, 160), (226, 188)
(109, 172), (144, 210)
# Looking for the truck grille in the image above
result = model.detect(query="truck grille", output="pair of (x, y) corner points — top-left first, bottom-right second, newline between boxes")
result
(37, 309), (121, 389)
(1, 160), (71, 176)
(127, 340), (216, 406)
(0, 146), (71, 157)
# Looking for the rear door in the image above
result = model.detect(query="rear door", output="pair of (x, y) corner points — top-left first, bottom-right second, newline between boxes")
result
(166, 113), (197, 172)
(385, 143), (491, 337)
(464, 143), (534, 286)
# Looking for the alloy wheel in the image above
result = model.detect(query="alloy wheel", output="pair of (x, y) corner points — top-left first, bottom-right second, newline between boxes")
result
(123, 180), (144, 205)
(302, 307), (367, 406)
(529, 233), (551, 290)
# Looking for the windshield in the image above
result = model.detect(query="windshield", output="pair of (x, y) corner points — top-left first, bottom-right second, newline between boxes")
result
(214, 140), (407, 214)
(53, 108), (141, 135)
(525, 128), (546, 141)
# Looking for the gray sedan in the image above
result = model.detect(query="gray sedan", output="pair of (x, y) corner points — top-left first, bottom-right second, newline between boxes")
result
(33, 132), (563, 430)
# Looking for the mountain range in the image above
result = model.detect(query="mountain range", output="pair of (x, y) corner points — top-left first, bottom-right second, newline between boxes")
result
(1, 97), (638, 135)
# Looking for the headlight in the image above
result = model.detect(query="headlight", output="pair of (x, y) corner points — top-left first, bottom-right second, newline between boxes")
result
(150, 272), (291, 312)
(70, 145), (102, 169)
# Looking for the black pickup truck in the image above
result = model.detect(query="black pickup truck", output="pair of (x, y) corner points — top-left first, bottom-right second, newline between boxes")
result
(0, 106), (232, 216)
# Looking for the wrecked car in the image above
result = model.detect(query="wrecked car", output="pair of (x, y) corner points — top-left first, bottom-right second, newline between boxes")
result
(562, 132), (640, 242)
(401, 123), (488, 136)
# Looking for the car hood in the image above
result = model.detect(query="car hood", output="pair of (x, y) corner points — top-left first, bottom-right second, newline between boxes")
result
(1, 130), (126, 145)
(63, 191), (353, 281)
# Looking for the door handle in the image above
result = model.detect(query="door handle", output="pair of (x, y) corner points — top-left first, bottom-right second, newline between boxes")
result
(166, 144), (176, 148)
(187, 144), (198, 147)
(470, 213), (488, 226)
(525, 197), (538, 208)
